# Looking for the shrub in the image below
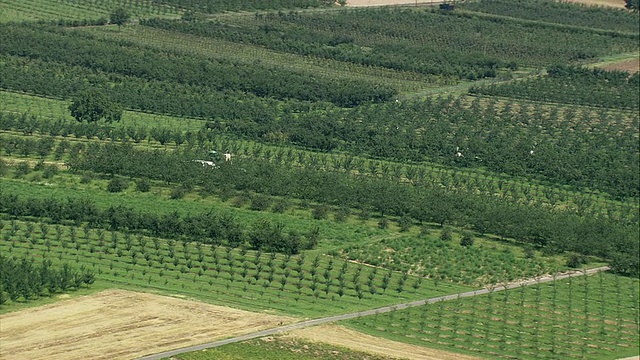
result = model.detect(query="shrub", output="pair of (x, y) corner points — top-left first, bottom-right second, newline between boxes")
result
(378, 217), (389, 229)
(42, 164), (58, 178)
(566, 252), (587, 268)
(312, 205), (330, 220)
(398, 214), (412, 232)
(440, 226), (453, 241)
(334, 206), (350, 222)
(0, 158), (7, 176)
(460, 231), (475, 247)
(33, 160), (45, 171)
(250, 194), (271, 211)
(170, 186), (187, 199)
(271, 199), (289, 213)
(80, 173), (93, 184)
(14, 161), (31, 178)
(135, 178), (151, 192)
(107, 177), (128, 193)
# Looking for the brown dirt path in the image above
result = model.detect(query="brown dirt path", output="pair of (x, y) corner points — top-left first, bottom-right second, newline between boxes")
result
(599, 57), (640, 73)
(287, 324), (482, 360)
(0, 289), (292, 360)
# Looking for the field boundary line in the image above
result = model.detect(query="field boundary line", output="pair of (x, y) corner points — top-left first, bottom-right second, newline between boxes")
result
(136, 266), (610, 360)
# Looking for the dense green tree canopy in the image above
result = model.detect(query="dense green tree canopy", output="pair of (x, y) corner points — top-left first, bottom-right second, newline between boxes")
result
(69, 90), (122, 123)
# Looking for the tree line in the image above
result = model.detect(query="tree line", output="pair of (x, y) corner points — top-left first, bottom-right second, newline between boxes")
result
(0, 254), (94, 305)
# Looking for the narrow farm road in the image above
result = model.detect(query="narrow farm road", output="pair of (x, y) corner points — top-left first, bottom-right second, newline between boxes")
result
(137, 266), (610, 360)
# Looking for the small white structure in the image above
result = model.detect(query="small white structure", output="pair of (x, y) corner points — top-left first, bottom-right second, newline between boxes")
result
(193, 160), (218, 168)
(455, 146), (464, 157)
(224, 153), (232, 162)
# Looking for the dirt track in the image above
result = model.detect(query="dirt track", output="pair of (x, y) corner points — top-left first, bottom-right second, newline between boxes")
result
(0, 290), (291, 360)
(288, 324), (481, 360)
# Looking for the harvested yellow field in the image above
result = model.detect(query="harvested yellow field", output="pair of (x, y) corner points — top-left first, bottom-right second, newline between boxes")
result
(0, 290), (292, 360)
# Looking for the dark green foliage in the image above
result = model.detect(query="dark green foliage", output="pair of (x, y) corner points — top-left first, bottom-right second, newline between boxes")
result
(13, 161), (31, 178)
(460, 231), (475, 247)
(106, 178), (128, 193)
(143, 8), (637, 79)
(312, 205), (330, 220)
(110, 7), (130, 27)
(566, 252), (587, 268)
(0, 255), (93, 303)
(471, 66), (640, 110)
(440, 226), (453, 241)
(135, 178), (151, 193)
(69, 89), (122, 123)
(460, 0), (639, 33)
(626, 0), (639, 10)
(170, 186), (187, 199)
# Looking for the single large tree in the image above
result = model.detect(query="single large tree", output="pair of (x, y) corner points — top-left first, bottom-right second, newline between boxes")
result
(69, 90), (122, 123)
(110, 7), (130, 27)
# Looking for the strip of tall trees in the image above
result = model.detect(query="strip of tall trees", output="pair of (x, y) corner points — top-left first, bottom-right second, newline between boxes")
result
(0, 254), (94, 304)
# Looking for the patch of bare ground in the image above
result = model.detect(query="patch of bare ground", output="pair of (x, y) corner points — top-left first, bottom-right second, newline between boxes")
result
(599, 58), (640, 73)
(287, 324), (482, 360)
(0, 289), (293, 360)
(345, 0), (438, 7)
(564, 0), (627, 8)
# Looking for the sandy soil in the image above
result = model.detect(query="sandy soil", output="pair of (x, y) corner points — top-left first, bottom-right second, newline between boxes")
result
(345, 0), (627, 7)
(288, 324), (482, 360)
(0, 289), (292, 360)
(599, 57), (640, 73)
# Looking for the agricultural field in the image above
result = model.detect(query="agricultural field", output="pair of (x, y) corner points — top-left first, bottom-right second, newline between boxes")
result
(0, 0), (638, 359)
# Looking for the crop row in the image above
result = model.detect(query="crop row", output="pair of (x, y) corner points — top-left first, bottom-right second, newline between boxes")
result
(470, 65), (640, 110)
(0, 219), (468, 316)
(0, 24), (395, 107)
(347, 272), (639, 359)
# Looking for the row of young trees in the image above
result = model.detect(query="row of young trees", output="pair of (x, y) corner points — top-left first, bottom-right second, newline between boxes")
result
(0, 254), (94, 305)
(470, 65), (640, 110)
(50, 142), (638, 275)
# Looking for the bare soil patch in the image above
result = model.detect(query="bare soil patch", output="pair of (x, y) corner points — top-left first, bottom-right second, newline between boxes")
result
(599, 57), (640, 73)
(0, 289), (292, 360)
(287, 324), (482, 360)
(564, 0), (627, 8)
(346, 0), (437, 7)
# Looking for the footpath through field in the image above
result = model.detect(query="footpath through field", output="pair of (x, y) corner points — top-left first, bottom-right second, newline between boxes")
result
(137, 266), (611, 360)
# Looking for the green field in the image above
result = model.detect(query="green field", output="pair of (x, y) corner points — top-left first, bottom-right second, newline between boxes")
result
(0, 0), (638, 359)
